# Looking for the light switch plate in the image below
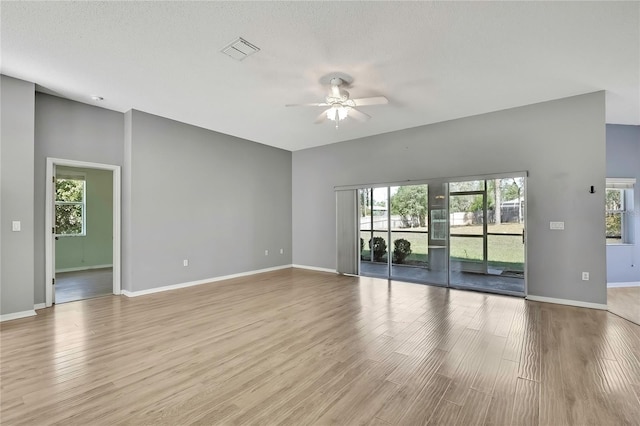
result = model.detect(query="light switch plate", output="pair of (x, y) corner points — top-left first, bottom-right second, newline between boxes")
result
(12, 221), (21, 232)
(550, 221), (565, 230)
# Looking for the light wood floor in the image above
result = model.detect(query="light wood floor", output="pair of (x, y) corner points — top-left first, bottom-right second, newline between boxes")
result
(55, 267), (113, 304)
(1, 269), (639, 425)
(608, 286), (640, 326)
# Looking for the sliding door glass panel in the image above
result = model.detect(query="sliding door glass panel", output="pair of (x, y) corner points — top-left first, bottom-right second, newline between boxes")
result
(449, 180), (484, 192)
(449, 183), (486, 288)
(485, 177), (525, 294)
(449, 177), (525, 295)
(390, 184), (432, 283)
(426, 182), (448, 286)
(359, 188), (374, 275)
(359, 187), (389, 278)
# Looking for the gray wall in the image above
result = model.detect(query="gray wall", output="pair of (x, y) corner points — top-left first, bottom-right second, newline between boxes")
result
(1, 75), (35, 315)
(34, 93), (124, 304)
(55, 167), (113, 271)
(606, 124), (640, 283)
(124, 110), (292, 292)
(292, 92), (607, 305)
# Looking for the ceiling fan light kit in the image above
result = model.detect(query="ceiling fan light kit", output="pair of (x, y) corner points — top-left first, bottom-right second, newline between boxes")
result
(287, 74), (388, 129)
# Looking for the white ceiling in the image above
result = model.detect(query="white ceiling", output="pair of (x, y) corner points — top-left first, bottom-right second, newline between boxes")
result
(1, 1), (638, 151)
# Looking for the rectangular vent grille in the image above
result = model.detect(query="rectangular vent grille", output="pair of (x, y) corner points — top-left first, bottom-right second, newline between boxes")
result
(221, 37), (260, 61)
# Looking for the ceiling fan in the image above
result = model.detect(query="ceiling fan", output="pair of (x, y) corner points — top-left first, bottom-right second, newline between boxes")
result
(286, 77), (388, 128)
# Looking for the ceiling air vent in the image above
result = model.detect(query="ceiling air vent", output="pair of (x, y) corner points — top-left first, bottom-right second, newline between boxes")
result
(221, 37), (260, 61)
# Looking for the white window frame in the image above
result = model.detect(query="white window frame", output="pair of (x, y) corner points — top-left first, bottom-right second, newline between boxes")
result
(606, 178), (635, 245)
(55, 173), (87, 237)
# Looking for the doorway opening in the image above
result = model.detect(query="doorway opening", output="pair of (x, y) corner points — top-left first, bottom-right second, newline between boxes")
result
(45, 158), (121, 306)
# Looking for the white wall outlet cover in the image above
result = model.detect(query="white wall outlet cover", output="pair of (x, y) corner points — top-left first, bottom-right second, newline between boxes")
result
(183, 259), (189, 266)
(12, 221), (21, 232)
(582, 272), (589, 280)
(265, 250), (269, 256)
(550, 221), (565, 230)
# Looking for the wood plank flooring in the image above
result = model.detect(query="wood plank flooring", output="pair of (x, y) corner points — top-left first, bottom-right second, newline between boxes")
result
(55, 267), (113, 304)
(1, 269), (639, 425)
(608, 286), (640, 325)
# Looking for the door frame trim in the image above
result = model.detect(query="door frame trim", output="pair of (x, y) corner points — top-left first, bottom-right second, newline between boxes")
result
(45, 158), (121, 307)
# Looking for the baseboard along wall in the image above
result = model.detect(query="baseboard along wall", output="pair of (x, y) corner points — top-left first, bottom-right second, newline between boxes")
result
(291, 264), (337, 274)
(122, 264), (294, 297)
(526, 295), (607, 310)
(607, 281), (640, 288)
(55, 264), (113, 273)
(0, 310), (37, 322)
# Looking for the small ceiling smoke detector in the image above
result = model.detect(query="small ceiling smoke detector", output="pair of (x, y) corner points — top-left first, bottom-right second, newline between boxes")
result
(221, 37), (260, 61)
(91, 95), (103, 101)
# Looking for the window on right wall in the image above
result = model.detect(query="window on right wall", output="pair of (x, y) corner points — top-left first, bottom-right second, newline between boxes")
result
(606, 178), (635, 244)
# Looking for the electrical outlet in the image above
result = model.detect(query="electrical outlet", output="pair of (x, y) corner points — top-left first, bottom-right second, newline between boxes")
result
(582, 272), (589, 281)
(183, 259), (189, 267)
(550, 221), (565, 230)
(280, 248), (284, 254)
(265, 250), (269, 256)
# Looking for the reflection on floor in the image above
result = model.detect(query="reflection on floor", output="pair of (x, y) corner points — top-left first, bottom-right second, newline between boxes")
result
(608, 286), (640, 325)
(361, 261), (524, 295)
(55, 268), (113, 304)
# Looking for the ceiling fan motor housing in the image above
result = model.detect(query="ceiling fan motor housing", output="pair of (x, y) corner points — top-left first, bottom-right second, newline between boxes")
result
(327, 90), (349, 104)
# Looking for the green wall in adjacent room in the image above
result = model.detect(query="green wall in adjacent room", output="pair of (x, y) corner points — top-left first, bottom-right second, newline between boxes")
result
(55, 166), (113, 271)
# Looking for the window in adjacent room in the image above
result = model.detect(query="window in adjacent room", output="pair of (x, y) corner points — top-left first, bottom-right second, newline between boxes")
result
(55, 174), (86, 236)
(606, 178), (635, 244)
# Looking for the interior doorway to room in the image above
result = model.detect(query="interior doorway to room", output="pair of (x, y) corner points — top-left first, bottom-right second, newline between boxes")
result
(45, 159), (121, 306)
(358, 173), (526, 297)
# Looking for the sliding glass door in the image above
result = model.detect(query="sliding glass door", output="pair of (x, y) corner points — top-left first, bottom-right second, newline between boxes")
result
(357, 174), (525, 297)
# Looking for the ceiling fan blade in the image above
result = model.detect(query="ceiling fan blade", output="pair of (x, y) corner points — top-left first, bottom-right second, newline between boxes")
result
(314, 109), (330, 124)
(352, 96), (389, 106)
(349, 108), (371, 122)
(286, 102), (329, 107)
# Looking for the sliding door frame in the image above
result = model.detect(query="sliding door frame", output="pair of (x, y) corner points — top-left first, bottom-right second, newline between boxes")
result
(340, 171), (528, 297)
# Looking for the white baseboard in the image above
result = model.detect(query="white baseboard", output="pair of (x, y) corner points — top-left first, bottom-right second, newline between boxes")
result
(34, 303), (46, 310)
(526, 295), (607, 310)
(56, 264), (113, 273)
(0, 310), (37, 322)
(607, 281), (640, 288)
(122, 264), (293, 298)
(292, 264), (337, 274)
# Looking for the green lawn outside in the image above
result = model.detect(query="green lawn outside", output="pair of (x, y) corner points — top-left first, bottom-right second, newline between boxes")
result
(360, 223), (524, 271)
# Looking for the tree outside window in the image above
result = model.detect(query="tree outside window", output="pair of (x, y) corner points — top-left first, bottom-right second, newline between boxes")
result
(606, 188), (624, 244)
(55, 177), (86, 236)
